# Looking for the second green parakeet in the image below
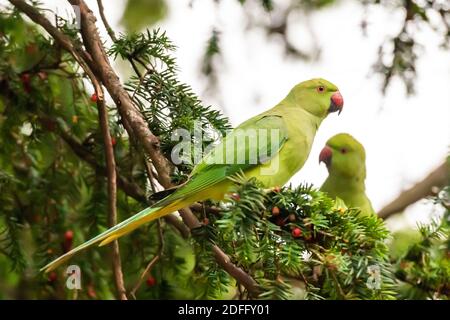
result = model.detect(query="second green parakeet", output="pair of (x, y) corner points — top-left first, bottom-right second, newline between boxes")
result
(319, 133), (375, 216)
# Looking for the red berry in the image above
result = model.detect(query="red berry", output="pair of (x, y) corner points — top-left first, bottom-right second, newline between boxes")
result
(203, 217), (209, 225)
(20, 73), (30, 84)
(146, 276), (156, 287)
(273, 186), (281, 193)
(87, 284), (97, 298)
(292, 228), (302, 238)
(63, 230), (74, 253)
(64, 230), (74, 241)
(90, 93), (98, 102)
(111, 137), (116, 146)
(48, 271), (58, 282)
(272, 206), (280, 216)
(20, 73), (31, 93)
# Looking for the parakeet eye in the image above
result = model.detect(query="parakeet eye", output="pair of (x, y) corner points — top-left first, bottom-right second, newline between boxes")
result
(317, 86), (325, 93)
(340, 148), (348, 154)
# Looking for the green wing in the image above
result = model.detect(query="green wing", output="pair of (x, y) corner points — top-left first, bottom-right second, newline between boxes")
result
(172, 115), (289, 198)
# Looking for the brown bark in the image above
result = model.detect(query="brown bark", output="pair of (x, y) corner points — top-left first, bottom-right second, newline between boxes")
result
(96, 89), (127, 300)
(378, 161), (449, 219)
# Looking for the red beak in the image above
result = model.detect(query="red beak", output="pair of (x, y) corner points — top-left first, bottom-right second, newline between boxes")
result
(329, 91), (344, 115)
(319, 145), (332, 167)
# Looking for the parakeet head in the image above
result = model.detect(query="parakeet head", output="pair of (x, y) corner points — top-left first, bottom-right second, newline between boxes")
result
(288, 78), (343, 118)
(319, 133), (366, 180)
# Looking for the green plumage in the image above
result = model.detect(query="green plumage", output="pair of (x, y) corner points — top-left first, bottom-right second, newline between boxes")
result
(320, 133), (375, 216)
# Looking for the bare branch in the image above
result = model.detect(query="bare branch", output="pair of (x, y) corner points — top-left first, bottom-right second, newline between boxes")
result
(130, 254), (160, 300)
(378, 161), (449, 219)
(96, 87), (127, 300)
(190, 202), (221, 216)
(96, 0), (117, 42)
(130, 220), (164, 299)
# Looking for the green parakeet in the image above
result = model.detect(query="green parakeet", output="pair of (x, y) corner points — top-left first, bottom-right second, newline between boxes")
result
(42, 78), (344, 272)
(319, 133), (375, 215)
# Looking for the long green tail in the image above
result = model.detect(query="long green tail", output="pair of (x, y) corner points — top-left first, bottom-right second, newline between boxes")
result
(41, 193), (184, 273)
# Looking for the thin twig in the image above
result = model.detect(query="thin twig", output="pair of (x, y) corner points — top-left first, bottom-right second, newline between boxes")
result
(130, 220), (164, 299)
(130, 255), (159, 300)
(96, 87), (127, 300)
(96, 0), (117, 42)
(190, 202), (221, 216)
(131, 68), (151, 100)
(128, 58), (142, 78)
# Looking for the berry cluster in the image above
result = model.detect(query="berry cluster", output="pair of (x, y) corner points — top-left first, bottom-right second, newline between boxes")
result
(268, 187), (313, 240)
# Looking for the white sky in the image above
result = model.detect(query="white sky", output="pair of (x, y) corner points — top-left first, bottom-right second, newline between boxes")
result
(8, 0), (449, 230)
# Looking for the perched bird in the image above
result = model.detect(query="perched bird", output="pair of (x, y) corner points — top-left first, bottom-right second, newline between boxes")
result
(319, 133), (374, 215)
(42, 78), (344, 272)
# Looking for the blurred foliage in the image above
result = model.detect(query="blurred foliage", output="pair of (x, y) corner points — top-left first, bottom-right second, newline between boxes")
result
(120, 0), (168, 32)
(119, 0), (450, 95)
(194, 0), (450, 95)
(370, 0), (450, 94)
(201, 28), (221, 93)
(201, 29), (220, 78)
(389, 228), (421, 260)
(393, 188), (450, 299)
(0, 8), (223, 299)
(0, 9), (128, 299)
